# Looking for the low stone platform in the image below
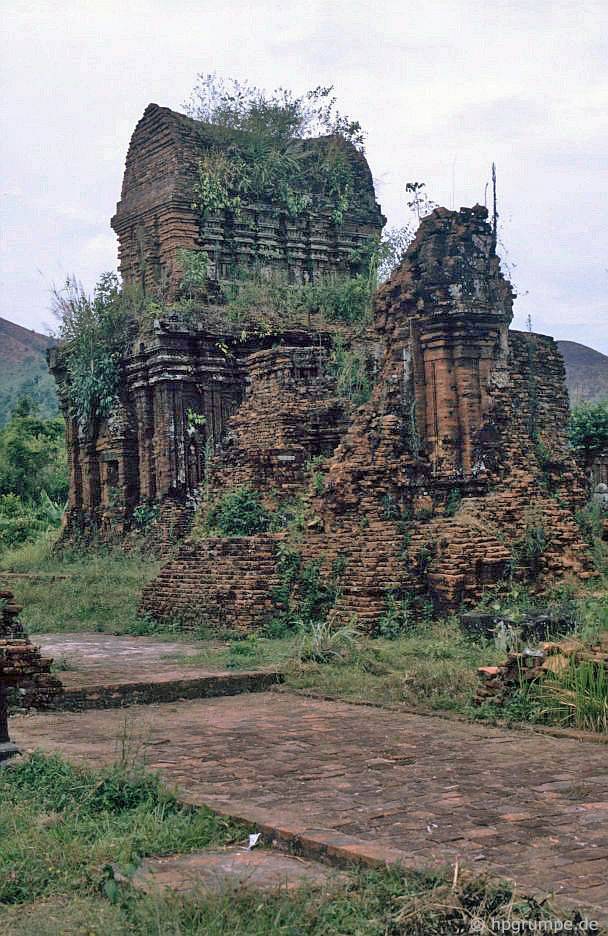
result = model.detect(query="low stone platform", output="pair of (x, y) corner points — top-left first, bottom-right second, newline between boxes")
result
(131, 846), (344, 895)
(11, 692), (608, 923)
(28, 634), (281, 710)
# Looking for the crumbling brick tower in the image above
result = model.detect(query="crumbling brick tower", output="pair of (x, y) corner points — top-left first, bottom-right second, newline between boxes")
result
(142, 205), (594, 630)
(296, 206), (593, 620)
(50, 104), (384, 540)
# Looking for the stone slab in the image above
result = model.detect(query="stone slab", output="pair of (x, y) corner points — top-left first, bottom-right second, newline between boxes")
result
(131, 846), (344, 894)
(11, 692), (608, 923)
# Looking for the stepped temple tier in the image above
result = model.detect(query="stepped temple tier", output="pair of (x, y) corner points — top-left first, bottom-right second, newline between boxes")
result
(50, 104), (593, 628)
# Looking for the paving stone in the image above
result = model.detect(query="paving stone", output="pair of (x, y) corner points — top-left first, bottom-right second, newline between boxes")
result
(130, 846), (344, 895)
(11, 692), (608, 923)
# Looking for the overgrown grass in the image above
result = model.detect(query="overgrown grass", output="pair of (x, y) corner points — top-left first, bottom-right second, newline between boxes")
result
(0, 871), (586, 936)
(218, 267), (375, 328)
(536, 656), (608, 732)
(286, 620), (503, 712)
(0, 752), (246, 906)
(0, 535), (162, 635)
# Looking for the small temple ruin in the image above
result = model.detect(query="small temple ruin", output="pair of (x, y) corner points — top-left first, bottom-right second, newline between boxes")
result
(0, 591), (61, 760)
(50, 103), (595, 632)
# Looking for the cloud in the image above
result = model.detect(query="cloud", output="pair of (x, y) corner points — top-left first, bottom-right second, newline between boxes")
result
(0, 0), (606, 352)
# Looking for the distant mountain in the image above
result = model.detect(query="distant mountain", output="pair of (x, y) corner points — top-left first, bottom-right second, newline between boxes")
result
(0, 317), (59, 426)
(557, 340), (608, 405)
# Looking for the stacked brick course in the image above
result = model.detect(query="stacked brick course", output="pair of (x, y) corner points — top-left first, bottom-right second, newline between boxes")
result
(50, 104), (383, 541)
(112, 104), (382, 296)
(0, 591), (62, 757)
(141, 206), (594, 633)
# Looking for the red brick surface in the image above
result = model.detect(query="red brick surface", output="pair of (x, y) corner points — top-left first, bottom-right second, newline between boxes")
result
(12, 692), (608, 921)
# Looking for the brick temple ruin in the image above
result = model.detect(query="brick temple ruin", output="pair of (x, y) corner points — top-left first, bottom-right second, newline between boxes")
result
(51, 103), (595, 630)
(49, 103), (383, 541)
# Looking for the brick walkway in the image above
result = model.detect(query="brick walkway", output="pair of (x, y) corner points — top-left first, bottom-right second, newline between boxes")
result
(11, 693), (608, 922)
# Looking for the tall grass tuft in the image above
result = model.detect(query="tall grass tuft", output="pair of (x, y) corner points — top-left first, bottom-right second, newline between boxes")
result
(537, 657), (608, 733)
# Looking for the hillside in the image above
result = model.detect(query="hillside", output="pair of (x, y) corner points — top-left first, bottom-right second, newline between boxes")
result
(0, 317), (58, 425)
(557, 340), (608, 405)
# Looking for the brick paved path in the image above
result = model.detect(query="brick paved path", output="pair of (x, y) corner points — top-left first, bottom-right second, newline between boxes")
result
(12, 693), (608, 921)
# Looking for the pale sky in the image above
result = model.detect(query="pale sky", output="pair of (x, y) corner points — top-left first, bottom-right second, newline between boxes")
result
(1, 0), (606, 351)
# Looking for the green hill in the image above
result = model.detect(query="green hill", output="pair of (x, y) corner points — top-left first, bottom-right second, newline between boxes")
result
(557, 340), (608, 405)
(0, 317), (58, 426)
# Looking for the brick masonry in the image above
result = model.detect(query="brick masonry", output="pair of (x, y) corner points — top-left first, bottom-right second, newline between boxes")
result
(49, 104), (594, 629)
(11, 692), (608, 922)
(49, 104), (383, 542)
(142, 207), (594, 631)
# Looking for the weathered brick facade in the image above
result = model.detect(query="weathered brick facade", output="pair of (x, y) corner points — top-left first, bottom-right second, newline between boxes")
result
(50, 104), (383, 540)
(112, 103), (383, 298)
(50, 103), (593, 628)
(142, 207), (594, 630)
(0, 591), (62, 758)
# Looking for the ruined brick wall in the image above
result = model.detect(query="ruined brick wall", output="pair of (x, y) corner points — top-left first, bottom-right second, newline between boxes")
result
(52, 103), (382, 541)
(139, 342), (358, 629)
(141, 206), (594, 633)
(0, 591), (62, 714)
(209, 344), (352, 501)
(292, 207), (592, 620)
(111, 103), (383, 298)
(140, 535), (283, 632)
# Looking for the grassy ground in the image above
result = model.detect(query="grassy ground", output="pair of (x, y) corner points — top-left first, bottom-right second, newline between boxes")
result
(0, 753), (586, 936)
(1, 533), (607, 727)
(0, 533), (162, 635)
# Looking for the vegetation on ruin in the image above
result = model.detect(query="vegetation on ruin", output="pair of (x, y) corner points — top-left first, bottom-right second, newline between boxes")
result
(52, 273), (135, 430)
(577, 499), (608, 574)
(0, 400), (67, 552)
(217, 265), (378, 327)
(204, 486), (273, 537)
(186, 76), (365, 224)
(326, 339), (373, 404)
(173, 220), (413, 333)
(0, 753), (582, 936)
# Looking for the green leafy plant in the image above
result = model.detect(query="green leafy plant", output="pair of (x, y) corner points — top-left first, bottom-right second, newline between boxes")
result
(206, 487), (272, 536)
(0, 400), (67, 552)
(0, 399), (67, 504)
(576, 499), (608, 573)
(569, 400), (608, 469)
(185, 77), (365, 225)
(176, 248), (210, 297)
(132, 502), (160, 529)
(444, 487), (462, 517)
(327, 337), (373, 404)
(376, 591), (415, 639)
(52, 273), (135, 429)
(513, 515), (547, 575)
(217, 265), (376, 327)
(405, 181), (437, 221)
(298, 620), (361, 664)
(536, 657), (608, 733)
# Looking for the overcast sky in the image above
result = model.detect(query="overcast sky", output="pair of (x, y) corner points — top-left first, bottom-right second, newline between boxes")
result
(1, 0), (606, 351)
